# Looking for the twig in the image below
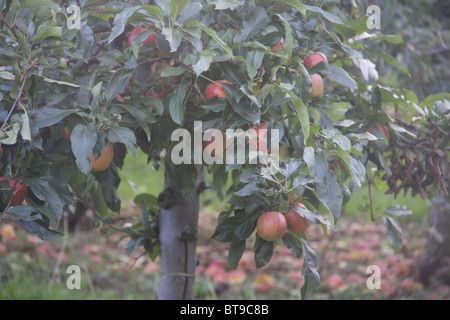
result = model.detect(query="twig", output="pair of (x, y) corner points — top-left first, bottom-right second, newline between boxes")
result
(128, 250), (147, 270)
(415, 45), (450, 57)
(0, 13), (18, 41)
(1, 72), (28, 131)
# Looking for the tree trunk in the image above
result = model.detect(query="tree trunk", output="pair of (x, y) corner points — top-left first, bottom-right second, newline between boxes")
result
(157, 165), (202, 300)
(419, 194), (450, 288)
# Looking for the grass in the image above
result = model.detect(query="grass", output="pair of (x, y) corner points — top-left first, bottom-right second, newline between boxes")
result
(343, 183), (429, 223)
(117, 151), (165, 201)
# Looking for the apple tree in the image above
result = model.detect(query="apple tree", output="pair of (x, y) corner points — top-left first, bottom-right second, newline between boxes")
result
(0, 0), (448, 300)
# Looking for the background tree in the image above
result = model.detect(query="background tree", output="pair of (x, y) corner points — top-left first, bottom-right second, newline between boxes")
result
(0, 0), (448, 299)
(372, 0), (450, 288)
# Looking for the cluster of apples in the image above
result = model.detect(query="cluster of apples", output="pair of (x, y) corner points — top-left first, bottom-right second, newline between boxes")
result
(256, 199), (311, 241)
(304, 52), (328, 99)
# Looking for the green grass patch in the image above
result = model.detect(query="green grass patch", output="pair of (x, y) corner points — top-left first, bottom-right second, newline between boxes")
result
(343, 183), (428, 222)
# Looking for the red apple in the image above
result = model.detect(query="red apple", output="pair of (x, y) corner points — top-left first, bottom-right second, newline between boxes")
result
(128, 28), (157, 47)
(271, 38), (284, 53)
(0, 177), (27, 206)
(310, 74), (324, 99)
(256, 211), (287, 241)
(205, 80), (232, 100)
(285, 201), (311, 234)
(304, 52), (328, 78)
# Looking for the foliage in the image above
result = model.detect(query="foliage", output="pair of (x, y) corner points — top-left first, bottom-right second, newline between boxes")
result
(0, 0), (448, 298)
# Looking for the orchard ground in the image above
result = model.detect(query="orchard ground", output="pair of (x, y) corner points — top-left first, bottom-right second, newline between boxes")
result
(0, 151), (448, 300)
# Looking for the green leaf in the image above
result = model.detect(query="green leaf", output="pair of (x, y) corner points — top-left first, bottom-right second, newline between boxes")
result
(383, 216), (403, 253)
(233, 181), (259, 197)
(316, 170), (343, 224)
(191, 49), (214, 76)
(0, 70), (15, 80)
(274, 0), (306, 16)
(254, 237), (274, 268)
(31, 107), (75, 129)
(209, 0), (245, 10)
(282, 233), (303, 258)
(90, 183), (111, 217)
(212, 216), (240, 242)
(8, 206), (42, 221)
(300, 239), (320, 300)
(246, 49), (265, 80)
(320, 65), (358, 89)
(108, 6), (143, 44)
(376, 50), (409, 75)
(169, 79), (188, 124)
(280, 16), (294, 61)
(384, 205), (413, 217)
(292, 204), (330, 227)
(93, 166), (122, 213)
(187, 20), (234, 59)
(20, 113), (31, 142)
(106, 68), (129, 103)
(107, 127), (137, 157)
(365, 34), (404, 44)
(134, 193), (160, 209)
(201, 97), (227, 112)
(120, 104), (154, 138)
(169, 0), (190, 23)
(281, 158), (304, 179)
(27, 179), (64, 223)
(160, 66), (186, 77)
(305, 5), (343, 25)
(19, 219), (63, 241)
(276, 84), (310, 145)
(71, 123), (97, 174)
(141, 5), (165, 22)
(303, 146), (327, 181)
(322, 129), (351, 151)
(161, 27), (183, 52)
(421, 93), (450, 108)
(240, 6), (269, 41)
(178, 2), (202, 23)
(0, 122), (20, 145)
(228, 239), (246, 269)
(10, 0), (59, 13)
(32, 25), (62, 45)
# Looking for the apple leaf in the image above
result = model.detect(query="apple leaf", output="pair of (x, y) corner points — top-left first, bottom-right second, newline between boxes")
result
(300, 239), (320, 300)
(187, 20), (235, 59)
(254, 237), (274, 268)
(169, 79), (188, 125)
(70, 123), (97, 174)
(228, 239), (246, 269)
